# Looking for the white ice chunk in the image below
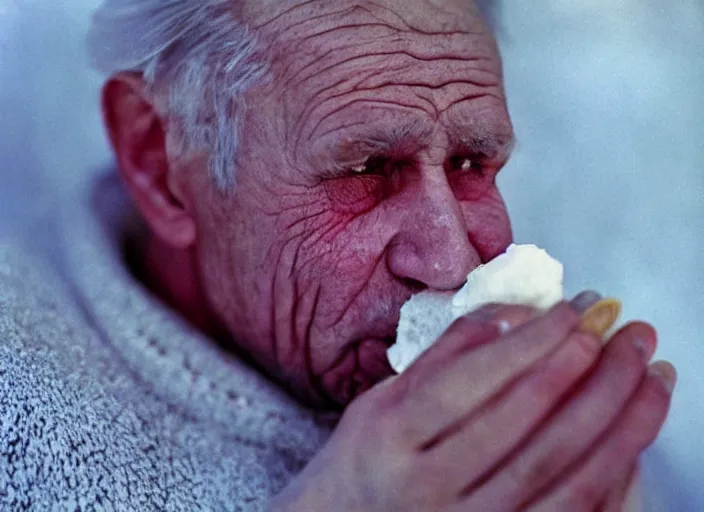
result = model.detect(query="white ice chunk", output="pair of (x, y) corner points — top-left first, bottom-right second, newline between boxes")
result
(388, 244), (564, 373)
(387, 290), (455, 375)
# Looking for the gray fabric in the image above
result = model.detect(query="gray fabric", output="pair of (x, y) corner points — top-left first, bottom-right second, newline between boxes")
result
(0, 172), (336, 511)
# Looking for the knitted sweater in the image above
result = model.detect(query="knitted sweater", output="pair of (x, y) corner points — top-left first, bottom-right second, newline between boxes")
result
(0, 173), (336, 511)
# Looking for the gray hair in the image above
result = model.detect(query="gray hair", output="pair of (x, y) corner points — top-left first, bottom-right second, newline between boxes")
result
(87, 0), (268, 189)
(87, 0), (499, 190)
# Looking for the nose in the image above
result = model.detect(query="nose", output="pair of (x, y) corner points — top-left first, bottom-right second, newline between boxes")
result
(386, 176), (480, 291)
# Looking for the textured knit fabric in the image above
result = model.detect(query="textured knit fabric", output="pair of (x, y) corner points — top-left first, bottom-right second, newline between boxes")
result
(0, 172), (336, 511)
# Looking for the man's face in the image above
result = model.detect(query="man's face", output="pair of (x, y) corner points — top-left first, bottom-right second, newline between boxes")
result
(187, 0), (514, 408)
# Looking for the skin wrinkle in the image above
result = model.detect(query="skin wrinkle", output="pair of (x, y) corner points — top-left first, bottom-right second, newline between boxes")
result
(272, 11), (498, 127)
(303, 100), (428, 151)
(296, 100), (431, 171)
(273, 237), (330, 384)
(179, 0), (515, 407)
(271, 236), (293, 371)
(305, 85), (488, 146)
(318, 212), (396, 333)
(294, 74), (502, 158)
(264, 5), (358, 36)
(250, 0), (326, 30)
(290, 221), (338, 278)
(269, 7), (400, 51)
(362, 0), (487, 36)
(324, 177), (384, 214)
(289, 51), (497, 136)
(303, 286), (327, 401)
(328, 248), (387, 330)
(316, 120), (377, 145)
(291, 23), (402, 47)
(278, 34), (401, 96)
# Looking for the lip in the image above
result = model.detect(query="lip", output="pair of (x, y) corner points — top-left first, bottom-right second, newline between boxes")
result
(319, 335), (396, 405)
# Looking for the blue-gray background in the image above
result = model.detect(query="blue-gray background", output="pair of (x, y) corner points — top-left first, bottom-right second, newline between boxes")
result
(1, 1), (702, 509)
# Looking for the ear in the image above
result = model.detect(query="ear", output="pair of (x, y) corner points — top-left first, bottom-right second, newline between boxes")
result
(101, 72), (196, 249)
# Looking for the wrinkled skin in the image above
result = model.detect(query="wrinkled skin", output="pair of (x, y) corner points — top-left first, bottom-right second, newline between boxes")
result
(186, 0), (514, 407)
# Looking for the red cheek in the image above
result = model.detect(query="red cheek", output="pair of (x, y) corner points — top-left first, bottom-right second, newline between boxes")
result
(448, 170), (495, 202)
(323, 175), (385, 215)
(463, 187), (513, 262)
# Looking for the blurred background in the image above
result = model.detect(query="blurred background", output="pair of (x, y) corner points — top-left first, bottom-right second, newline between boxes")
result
(1, 1), (702, 509)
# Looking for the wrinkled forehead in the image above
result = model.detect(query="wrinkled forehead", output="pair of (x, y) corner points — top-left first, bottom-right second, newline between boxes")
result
(244, 0), (494, 49)
(239, 0), (508, 176)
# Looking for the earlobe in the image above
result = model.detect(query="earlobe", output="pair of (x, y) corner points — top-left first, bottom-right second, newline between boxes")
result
(101, 73), (196, 249)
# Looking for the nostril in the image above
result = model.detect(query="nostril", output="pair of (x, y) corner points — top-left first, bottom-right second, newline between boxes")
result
(401, 278), (426, 294)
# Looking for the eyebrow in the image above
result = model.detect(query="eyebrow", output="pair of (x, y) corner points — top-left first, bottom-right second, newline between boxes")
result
(315, 117), (516, 179)
(330, 120), (435, 161)
(448, 125), (517, 160)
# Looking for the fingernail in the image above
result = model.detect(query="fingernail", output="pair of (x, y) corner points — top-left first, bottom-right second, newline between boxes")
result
(633, 337), (655, 362)
(570, 290), (603, 314)
(649, 362), (677, 394)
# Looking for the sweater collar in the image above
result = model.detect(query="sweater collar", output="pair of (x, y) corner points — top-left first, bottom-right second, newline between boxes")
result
(59, 170), (337, 459)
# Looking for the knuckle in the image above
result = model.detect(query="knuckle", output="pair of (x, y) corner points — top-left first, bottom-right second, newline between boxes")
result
(522, 445), (572, 491)
(551, 300), (582, 324)
(528, 337), (597, 396)
(528, 366), (575, 399)
(571, 331), (601, 357)
(623, 380), (671, 445)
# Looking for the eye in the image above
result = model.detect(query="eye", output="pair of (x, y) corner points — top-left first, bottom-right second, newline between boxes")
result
(448, 155), (484, 174)
(447, 154), (496, 201)
(349, 155), (390, 175)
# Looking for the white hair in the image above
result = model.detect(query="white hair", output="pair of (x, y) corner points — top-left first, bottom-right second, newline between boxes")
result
(87, 0), (269, 189)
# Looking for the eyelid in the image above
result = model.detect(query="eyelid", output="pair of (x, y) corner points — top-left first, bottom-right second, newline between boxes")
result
(448, 154), (481, 172)
(344, 155), (392, 176)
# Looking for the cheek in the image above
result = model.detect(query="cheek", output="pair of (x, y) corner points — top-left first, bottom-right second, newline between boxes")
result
(271, 182), (387, 295)
(449, 167), (496, 202)
(323, 175), (386, 215)
(282, 191), (392, 324)
(461, 187), (513, 262)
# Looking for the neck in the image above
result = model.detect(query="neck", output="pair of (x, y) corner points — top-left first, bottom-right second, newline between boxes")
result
(126, 229), (225, 341)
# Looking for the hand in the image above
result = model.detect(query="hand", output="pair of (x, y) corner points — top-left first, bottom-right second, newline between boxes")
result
(268, 295), (675, 511)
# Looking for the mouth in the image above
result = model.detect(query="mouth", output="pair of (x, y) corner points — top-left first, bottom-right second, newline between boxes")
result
(320, 334), (397, 407)
(381, 334), (397, 347)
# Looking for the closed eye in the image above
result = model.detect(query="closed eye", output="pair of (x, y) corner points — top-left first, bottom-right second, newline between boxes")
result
(349, 155), (391, 176)
(447, 155), (485, 175)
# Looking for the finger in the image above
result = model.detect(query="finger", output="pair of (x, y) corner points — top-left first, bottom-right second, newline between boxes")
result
(396, 302), (580, 447)
(526, 362), (674, 512)
(570, 290), (603, 314)
(598, 464), (641, 512)
(423, 329), (601, 496)
(463, 321), (657, 509)
(402, 303), (537, 378)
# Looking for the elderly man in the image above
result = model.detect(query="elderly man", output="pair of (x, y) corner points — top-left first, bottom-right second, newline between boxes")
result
(0, 0), (675, 510)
